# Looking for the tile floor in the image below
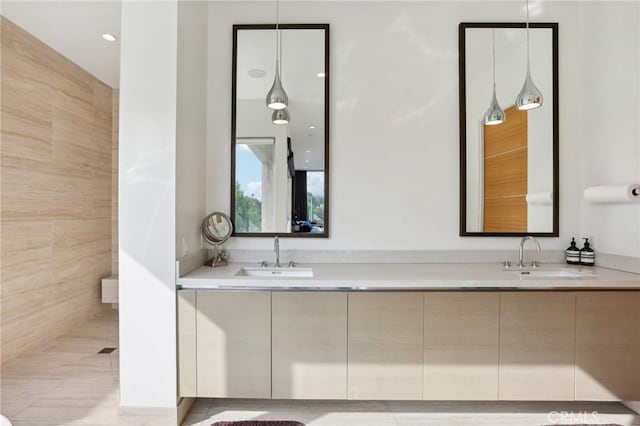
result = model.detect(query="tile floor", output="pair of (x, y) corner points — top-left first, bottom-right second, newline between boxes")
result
(2, 307), (639, 426)
(0, 307), (174, 426)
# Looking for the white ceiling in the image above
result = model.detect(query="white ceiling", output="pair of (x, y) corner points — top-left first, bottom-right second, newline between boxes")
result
(2, 0), (121, 88)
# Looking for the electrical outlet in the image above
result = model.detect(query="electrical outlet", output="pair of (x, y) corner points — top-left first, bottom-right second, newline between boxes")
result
(181, 237), (188, 257)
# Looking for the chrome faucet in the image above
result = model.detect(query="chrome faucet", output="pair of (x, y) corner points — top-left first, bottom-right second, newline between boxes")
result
(274, 236), (281, 268)
(518, 236), (541, 267)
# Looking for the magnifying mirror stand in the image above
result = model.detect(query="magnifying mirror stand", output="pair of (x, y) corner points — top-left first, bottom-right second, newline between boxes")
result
(204, 243), (229, 268)
(201, 211), (233, 267)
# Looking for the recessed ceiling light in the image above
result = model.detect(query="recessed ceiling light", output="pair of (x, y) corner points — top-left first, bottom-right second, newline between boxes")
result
(309, 125), (315, 129)
(306, 150), (311, 153)
(317, 72), (325, 78)
(102, 33), (117, 42)
(248, 69), (267, 78)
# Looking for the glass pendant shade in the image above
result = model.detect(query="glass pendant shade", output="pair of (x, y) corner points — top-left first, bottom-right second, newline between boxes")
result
(516, 69), (543, 110)
(266, 65), (288, 110)
(272, 108), (290, 124)
(484, 88), (505, 125)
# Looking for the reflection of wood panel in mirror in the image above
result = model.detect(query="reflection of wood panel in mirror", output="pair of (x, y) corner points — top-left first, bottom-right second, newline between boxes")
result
(483, 197), (526, 232)
(483, 106), (527, 232)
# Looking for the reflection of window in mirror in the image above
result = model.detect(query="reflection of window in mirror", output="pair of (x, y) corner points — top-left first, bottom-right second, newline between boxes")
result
(235, 138), (275, 233)
(292, 170), (324, 233)
(307, 171), (325, 226)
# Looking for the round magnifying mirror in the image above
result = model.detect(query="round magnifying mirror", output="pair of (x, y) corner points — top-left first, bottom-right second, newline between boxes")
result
(201, 212), (233, 267)
(201, 212), (233, 244)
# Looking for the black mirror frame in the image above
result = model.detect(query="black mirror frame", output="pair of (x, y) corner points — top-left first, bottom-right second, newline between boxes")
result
(230, 24), (330, 238)
(459, 22), (559, 237)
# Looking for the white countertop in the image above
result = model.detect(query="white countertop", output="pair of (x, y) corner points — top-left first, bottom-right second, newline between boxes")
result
(177, 263), (640, 291)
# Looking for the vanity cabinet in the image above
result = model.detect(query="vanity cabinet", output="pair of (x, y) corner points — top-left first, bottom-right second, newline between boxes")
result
(347, 292), (424, 400)
(272, 292), (348, 399)
(196, 291), (271, 398)
(423, 292), (500, 400)
(177, 290), (197, 397)
(178, 289), (640, 402)
(498, 292), (576, 400)
(575, 292), (640, 400)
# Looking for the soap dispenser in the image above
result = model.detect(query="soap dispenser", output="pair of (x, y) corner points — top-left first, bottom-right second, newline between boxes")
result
(565, 238), (581, 265)
(580, 238), (595, 266)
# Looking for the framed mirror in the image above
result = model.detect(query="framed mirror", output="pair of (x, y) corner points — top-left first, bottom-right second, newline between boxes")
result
(459, 22), (558, 237)
(231, 24), (330, 237)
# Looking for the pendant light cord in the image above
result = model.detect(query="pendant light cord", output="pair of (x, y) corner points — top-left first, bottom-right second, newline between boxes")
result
(275, 0), (281, 74)
(279, 26), (283, 79)
(492, 28), (496, 89)
(526, 0), (531, 73)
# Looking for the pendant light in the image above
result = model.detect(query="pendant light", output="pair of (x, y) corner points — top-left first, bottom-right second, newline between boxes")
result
(266, 0), (288, 110)
(515, 0), (543, 110)
(272, 108), (290, 125)
(483, 29), (505, 126)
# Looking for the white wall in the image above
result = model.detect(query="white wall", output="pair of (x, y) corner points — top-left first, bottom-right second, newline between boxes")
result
(119, 1), (178, 408)
(177, 1), (208, 260)
(578, 1), (640, 259)
(120, 0), (212, 408)
(207, 1), (585, 251)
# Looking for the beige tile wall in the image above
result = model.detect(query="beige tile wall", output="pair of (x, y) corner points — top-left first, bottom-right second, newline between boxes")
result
(1, 17), (114, 363)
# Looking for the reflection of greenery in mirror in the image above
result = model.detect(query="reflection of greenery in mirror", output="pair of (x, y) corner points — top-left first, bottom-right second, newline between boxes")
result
(306, 171), (324, 225)
(235, 138), (274, 232)
(231, 24), (329, 237)
(459, 23), (558, 237)
(235, 183), (261, 232)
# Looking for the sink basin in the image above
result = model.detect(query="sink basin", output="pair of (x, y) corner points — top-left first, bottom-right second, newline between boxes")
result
(236, 267), (314, 278)
(507, 268), (596, 278)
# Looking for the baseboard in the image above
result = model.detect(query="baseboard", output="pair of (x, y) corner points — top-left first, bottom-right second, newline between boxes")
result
(623, 401), (640, 415)
(177, 397), (196, 425)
